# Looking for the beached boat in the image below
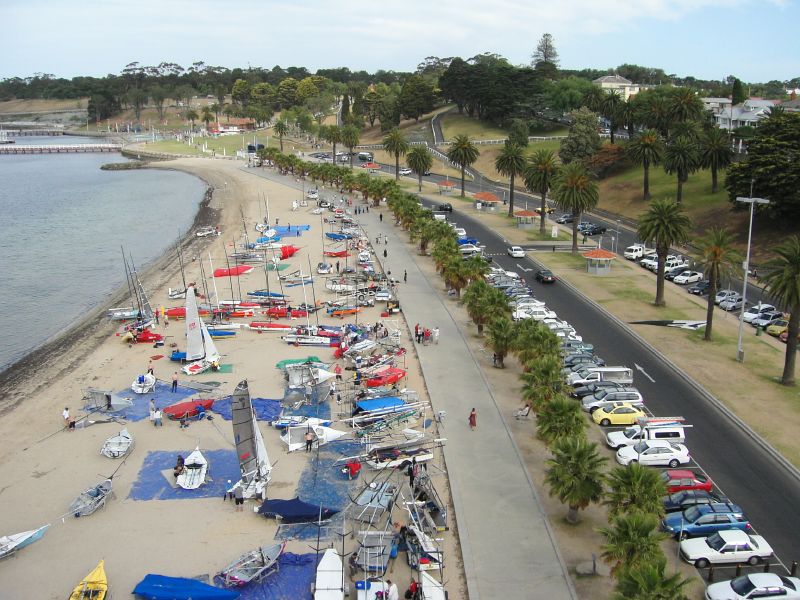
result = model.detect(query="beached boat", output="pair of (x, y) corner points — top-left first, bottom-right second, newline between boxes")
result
(274, 355), (324, 370)
(163, 398), (214, 421)
(207, 328), (236, 339)
(410, 470), (448, 533)
(133, 574), (239, 599)
(366, 368), (406, 389)
(0, 524), (49, 559)
(271, 415), (331, 430)
(355, 526), (395, 575)
(176, 447), (208, 490)
(364, 447), (434, 470)
(355, 579), (389, 600)
(284, 364), (336, 390)
(247, 289), (285, 298)
(328, 307), (361, 318)
(131, 372), (156, 394)
(70, 478), (113, 517)
(168, 287), (187, 299)
(249, 322), (293, 332)
(164, 306), (211, 319)
(264, 306), (310, 319)
(218, 541), (285, 587)
(196, 225), (221, 237)
(69, 559), (108, 600)
(405, 525), (444, 572)
(325, 232), (352, 241)
(281, 424), (347, 453)
(83, 387), (133, 413)
(348, 479), (398, 524)
(323, 250), (350, 257)
(314, 548), (345, 600)
(257, 497), (339, 524)
(228, 380), (272, 500)
(213, 265), (253, 277)
(281, 334), (339, 346)
(279, 245), (300, 259)
(419, 571), (446, 600)
(100, 428), (134, 459)
(182, 285), (221, 376)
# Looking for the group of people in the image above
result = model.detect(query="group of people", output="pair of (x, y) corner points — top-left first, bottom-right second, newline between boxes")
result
(149, 399), (163, 427)
(413, 324), (439, 346)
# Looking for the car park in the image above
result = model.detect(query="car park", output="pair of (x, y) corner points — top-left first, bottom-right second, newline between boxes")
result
(606, 420), (687, 449)
(582, 389), (643, 413)
(661, 503), (749, 539)
(507, 246), (525, 258)
(715, 289), (739, 305)
(592, 403), (647, 426)
(688, 281), (711, 295)
(742, 303), (777, 324)
(535, 269), (557, 283)
(720, 295), (744, 311)
(660, 469), (713, 494)
(679, 529), (773, 568)
(616, 440), (691, 467)
(662, 489), (728, 513)
(751, 310), (785, 329)
(705, 573), (800, 600)
(673, 271), (704, 285)
(555, 214), (574, 224)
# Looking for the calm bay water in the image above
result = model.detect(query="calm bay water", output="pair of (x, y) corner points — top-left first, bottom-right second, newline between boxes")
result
(0, 136), (205, 370)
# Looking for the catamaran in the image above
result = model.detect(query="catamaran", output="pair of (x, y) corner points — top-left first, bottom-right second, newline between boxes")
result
(228, 380), (272, 500)
(182, 286), (221, 376)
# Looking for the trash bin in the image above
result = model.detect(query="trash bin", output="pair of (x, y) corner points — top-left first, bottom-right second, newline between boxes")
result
(756, 326), (763, 336)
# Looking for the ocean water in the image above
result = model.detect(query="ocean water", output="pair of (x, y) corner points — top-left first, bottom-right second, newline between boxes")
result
(0, 136), (206, 370)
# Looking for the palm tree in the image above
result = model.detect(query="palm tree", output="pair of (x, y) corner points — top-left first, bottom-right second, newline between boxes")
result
(760, 235), (800, 386)
(383, 128), (409, 182)
(341, 124), (360, 169)
(324, 124), (342, 163)
(699, 127), (733, 193)
(209, 102), (221, 125)
(441, 256), (469, 298)
(407, 146), (433, 192)
(552, 161), (599, 253)
(667, 88), (704, 125)
(432, 238), (459, 273)
(462, 281), (509, 334)
(520, 355), (565, 412)
(599, 512), (666, 576)
(602, 91), (623, 144)
(495, 143), (527, 217)
(273, 119), (289, 153)
(663, 137), (700, 203)
(485, 316), (515, 368)
(185, 108), (198, 130)
(513, 320), (560, 369)
(523, 149), (559, 235)
(604, 463), (667, 519)
(536, 396), (586, 446)
(696, 228), (741, 341)
(446, 134), (480, 197)
(626, 130), (664, 201)
(612, 560), (691, 600)
(637, 199), (691, 306)
(544, 437), (606, 524)
(200, 106), (213, 130)
(582, 87), (606, 114)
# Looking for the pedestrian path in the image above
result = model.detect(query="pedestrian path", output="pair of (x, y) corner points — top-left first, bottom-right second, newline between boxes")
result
(362, 209), (577, 600)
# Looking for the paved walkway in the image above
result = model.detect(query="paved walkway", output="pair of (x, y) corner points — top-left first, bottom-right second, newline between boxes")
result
(363, 209), (576, 600)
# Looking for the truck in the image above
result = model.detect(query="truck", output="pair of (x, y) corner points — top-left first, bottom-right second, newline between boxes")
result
(624, 244), (649, 260)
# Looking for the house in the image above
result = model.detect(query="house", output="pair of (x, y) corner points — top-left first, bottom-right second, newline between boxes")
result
(207, 118), (256, 135)
(700, 97), (732, 115)
(713, 99), (778, 130)
(592, 75), (647, 101)
(780, 97), (800, 113)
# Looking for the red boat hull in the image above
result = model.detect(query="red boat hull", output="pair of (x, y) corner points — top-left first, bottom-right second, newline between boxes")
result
(279, 246), (300, 260)
(163, 398), (214, 420)
(213, 265), (254, 277)
(164, 307), (210, 319)
(324, 250), (350, 257)
(366, 369), (406, 388)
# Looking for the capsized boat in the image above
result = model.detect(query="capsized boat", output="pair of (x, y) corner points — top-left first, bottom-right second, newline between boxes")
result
(207, 328), (237, 339)
(131, 372), (156, 394)
(218, 541), (285, 587)
(314, 548), (345, 600)
(133, 574), (239, 599)
(163, 398), (214, 421)
(100, 428), (134, 459)
(176, 447), (208, 490)
(348, 479), (398, 524)
(182, 285), (221, 376)
(70, 478), (113, 517)
(83, 387), (133, 413)
(365, 447), (434, 470)
(213, 265), (253, 277)
(0, 524), (49, 559)
(281, 424), (347, 453)
(271, 415), (331, 430)
(69, 559), (108, 600)
(228, 380), (272, 500)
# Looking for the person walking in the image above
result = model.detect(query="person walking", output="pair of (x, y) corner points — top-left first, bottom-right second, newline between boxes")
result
(234, 485), (244, 512)
(379, 213), (383, 222)
(171, 371), (178, 392)
(383, 249), (387, 259)
(468, 408), (477, 431)
(423, 328), (431, 346)
(403, 270), (407, 283)
(149, 398), (155, 414)
(154, 408), (163, 427)
(164, 312), (169, 328)
(433, 327), (439, 345)
(63, 407), (75, 431)
(305, 430), (314, 452)
(414, 323), (420, 343)
(336, 261), (340, 274)
(387, 580), (399, 600)
(334, 363), (342, 380)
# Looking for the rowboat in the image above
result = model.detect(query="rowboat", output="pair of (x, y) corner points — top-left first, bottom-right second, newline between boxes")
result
(69, 559), (108, 600)
(131, 373), (156, 394)
(100, 428), (134, 459)
(218, 541), (285, 587)
(70, 478), (113, 517)
(0, 524), (49, 559)
(163, 398), (214, 421)
(175, 447), (208, 490)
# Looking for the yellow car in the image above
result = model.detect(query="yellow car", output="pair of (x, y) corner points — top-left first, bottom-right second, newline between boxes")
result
(592, 403), (646, 426)
(767, 319), (789, 337)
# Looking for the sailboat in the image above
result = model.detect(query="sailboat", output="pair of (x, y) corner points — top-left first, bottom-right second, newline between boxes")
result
(69, 559), (109, 600)
(314, 548), (345, 600)
(182, 286), (221, 376)
(175, 447), (208, 490)
(0, 524), (50, 559)
(228, 380), (272, 500)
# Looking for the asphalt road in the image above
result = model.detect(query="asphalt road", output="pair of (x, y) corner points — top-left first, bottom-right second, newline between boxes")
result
(420, 197), (800, 570)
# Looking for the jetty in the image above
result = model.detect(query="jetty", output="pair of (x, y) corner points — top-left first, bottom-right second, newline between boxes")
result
(0, 144), (122, 155)
(2, 129), (64, 137)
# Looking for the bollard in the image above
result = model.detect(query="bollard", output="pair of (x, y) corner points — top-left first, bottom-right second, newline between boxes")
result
(791, 561), (798, 577)
(706, 565), (715, 582)
(763, 562), (771, 573)
(736, 564), (743, 577)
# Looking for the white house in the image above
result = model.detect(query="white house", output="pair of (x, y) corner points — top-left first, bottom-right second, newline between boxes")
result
(592, 75), (646, 101)
(700, 97), (732, 115)
(713, 99), (778, 130)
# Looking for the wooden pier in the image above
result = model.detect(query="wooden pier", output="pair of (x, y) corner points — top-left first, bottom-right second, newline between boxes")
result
(2, 129), (64, 136)
(0, 144), (122, 155)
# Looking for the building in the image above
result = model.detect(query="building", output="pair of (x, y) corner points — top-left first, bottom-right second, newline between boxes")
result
(713, 99), (778, 130)
(207, 118), (256, 135)
(700, 97), (732, 115)
(592, 75), (646, 101)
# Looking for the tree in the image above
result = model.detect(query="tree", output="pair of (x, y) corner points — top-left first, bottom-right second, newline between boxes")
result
(548, 77), (595, 112)
(341, 124), (360, 169)
(536, 396), (586, 446)
(127, 88), (147, 122)
(231, 78), (251, 107)
(150, 86), (168, 121)
(637, 199), (692, 306)
(544, 437), (606, 524)
(667, 87), (704, 125)
(696, 228), (741, 341)
(663, 137), (700, 203)
(523, 149), (559, 235)
(185, 108), (198, 130)
(559, 107), (602, 164)
(731, 77), (747, 105)
(626, 130), (664, 201)
(602, 91), (623, 144)
(273, 119), (289, 153)
(446, 134), (480, 198)
(552, 161), (599, 253)
(531, 33), (559, 69)
(398, 75), (435, 122)
(406, 146), (433, 192)
(599, 512), (666, 576)
(520, 355), (564, 412)
(604, 463), (668, 519)
(441, 256), (469, 298)
(612, 559), (691, 600)
(276, 77), (299, 108)
(508, 119), (530, 147)
(485, 316), (515, 368)
(699, 127), (733, 194)
(200, 106), (213, 129)
(495, 143), (527, 217)
(323, 124), (342, 163)
(383, 128), (409, 182)
(462, 280), (509, 335)
(760, 236), (800, 386)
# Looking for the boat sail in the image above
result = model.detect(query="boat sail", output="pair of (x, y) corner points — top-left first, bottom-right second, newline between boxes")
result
(182, 286), (221, 376)
(229, 380), (272, 499)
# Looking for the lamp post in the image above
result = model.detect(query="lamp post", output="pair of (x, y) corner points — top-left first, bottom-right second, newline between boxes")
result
(735, 195), (769, 362)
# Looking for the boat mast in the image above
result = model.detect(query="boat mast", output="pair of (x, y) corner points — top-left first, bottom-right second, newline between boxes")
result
(307, 257), (320, 327)
(176, 231), (187, 291)
(223, 244), (238, 304)
(120, 247), (136, 312)
(207, 252), (221, 314)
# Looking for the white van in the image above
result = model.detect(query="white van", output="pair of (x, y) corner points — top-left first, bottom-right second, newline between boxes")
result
(357, 151), (373, 161)
(606, 420), (688, 449)
(568, 366), (633, 387)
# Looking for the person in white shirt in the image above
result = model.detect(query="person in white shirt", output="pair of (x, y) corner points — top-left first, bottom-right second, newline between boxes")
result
(386, 580), (399, 600)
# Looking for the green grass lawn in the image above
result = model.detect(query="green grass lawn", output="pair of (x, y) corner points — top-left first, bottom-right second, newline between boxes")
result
(440, 113), (508, 141)
(470, 139), (563, 183)
(142, 132), (288, 157)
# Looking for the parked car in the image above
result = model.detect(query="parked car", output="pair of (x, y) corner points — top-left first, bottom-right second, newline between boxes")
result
(592, 403), (647, 426)
(583, 224), (607, 236)
(535, 269), (557, 283)
(662, 489), (728, 513)
(570, 381), (628, 399)
(560, 340), (594, 354)
(507, 246), (526, 258)
(751, 310), (785, 329)
(673, 271), (704, 285)
(687, 280), (711, 295)
(317, 199), (332, 209)
(623, 244), (648, 260)
(437, 203), (452, 212)
(679, 529), (773, 568)
(767, 319), (789, 337)
(660, 469), (713, 493)
(715, 289), (739, 305)
(665, 266), (690, 281)
(555, 214), (575, 224)
(705, 574), (800, 600)
(616, 440), (691, 467)
(399, 167), (412, 176)
(661, 503), (749, 539)
(720, 295), (744, 311)
(306, 189), (319, 199)
(742, 303), (777, 324)
(582, 388), (642, 412)
(564, 354), (606, 368)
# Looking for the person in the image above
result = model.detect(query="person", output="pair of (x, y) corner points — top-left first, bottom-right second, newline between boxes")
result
(384, 237), (388, 245)
(234, 485), (244, 511)
(433, 327), (439, 345)
(468, 408), (477, 430)
(515, 403), (531, 420)
(492, 353), (498, 367)
(149, 398), (155, 414)
(164, 312), (169, 328)
(407, 458), (417, 488)
(173, 455), (185, 478)
(348, 552), (359, 577)
(582, 234), (588, 244)
(62, 407), (75, 431)
(387, 580), (399, 600)
(403, 269), (407, 283)
(379, 212), (383, 222)
(423, 328), (431, 346)
(334, 363), (342, 380)
(224, 480), (235, 502)
(414, 323), (420, 343)
(171, 371), (178, 392)
(153, 408), (163, 427)
(343, 459), (361, 480)
(383, 249), (387, 258)
(405, 580), (419, 600)
(179, 416), (189, 429)
(305, 430), (314, 452)
(336, 261), (340, 273)
(147, 361), (154, 376)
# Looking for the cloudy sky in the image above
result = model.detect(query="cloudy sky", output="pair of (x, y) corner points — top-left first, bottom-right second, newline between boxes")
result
(4, 0), (797, 82)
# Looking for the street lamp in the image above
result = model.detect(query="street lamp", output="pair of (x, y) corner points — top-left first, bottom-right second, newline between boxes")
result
(735, 195), (769, 362)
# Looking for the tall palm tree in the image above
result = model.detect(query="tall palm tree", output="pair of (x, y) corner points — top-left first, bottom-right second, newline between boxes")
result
(406, 146), (433, 192)
(604, 463), (667, 519)
(324, 124), (342, 163)
(602, 91), (623, 144)
(273, 119), (289, 153)
(582, 87), (606, 114)
(341, 124), (361, 169)
(382, 128), (409, 181)
(523, 149), (559, 235)
(495, 143), (527, 217)
(446, 134), (480, 197)
(536, 396), (586, 446)
(441, 256), (469, 298)
(599, 512), (666, 576)
(626, 130), (664, 201)
(544, 436), (606, 524)
(637, 199), (692, 306)
(432, 239), (459, 273)
(699, 127), (733, 193)
(696, 228), (741, 341)
(552, 161), (599, 253)
(520, 355), (565, 411)
(663, 136), (700, 203)
(760, 235), (800, 386)
(185, 108), (198, 130)
(485, 316), (516, 368)
(200, 106), (213, 130)
(612, 560), (691, 600)
(667, 88), (704, 124)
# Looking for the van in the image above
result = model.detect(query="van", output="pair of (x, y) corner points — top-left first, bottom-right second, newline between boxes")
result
(568, 366), (633, 387)
(606, 420), (689, 449)
(432, 213), (447, 222)
(357, 152), (373, 161)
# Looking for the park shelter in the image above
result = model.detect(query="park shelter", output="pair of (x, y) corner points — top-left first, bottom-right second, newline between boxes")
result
(514, 210), (538, 230)
(437, 180), (455, 195)
(582, 248), (616, 276)
(473, 191), (501, 212)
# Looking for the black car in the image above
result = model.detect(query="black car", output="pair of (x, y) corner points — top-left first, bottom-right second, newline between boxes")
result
(583, 224), (607, 236)
(437, 203), (453, 212)
(687, 280), (711, 295)
(563, 354), (605, 368)
(665, 267), (690, 282)
(555, 214), (575, 224)
(535, 269), (557, 283)
(570, 381), (627, 399)
(662, 490), (729, 513)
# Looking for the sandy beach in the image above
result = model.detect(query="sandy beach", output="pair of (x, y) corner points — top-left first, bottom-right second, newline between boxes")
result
(0, 158), (460, 599)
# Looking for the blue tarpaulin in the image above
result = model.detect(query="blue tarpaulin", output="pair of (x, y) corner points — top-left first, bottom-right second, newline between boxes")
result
(257, 497), (338, 523)
(128, 450), (239, 501)
(106, 382), (197, 422)
(133, 574), (239, 599)
(210, 397), (283, 422)
(274, 225), (310, 234)
(354, 397), (404, 414)
(212, 553), (317, 600)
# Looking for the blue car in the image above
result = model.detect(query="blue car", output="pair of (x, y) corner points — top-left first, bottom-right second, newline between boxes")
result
(661, 503), (750, 539)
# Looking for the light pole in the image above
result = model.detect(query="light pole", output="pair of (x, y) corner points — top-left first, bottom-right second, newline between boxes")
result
(735, 195), (769, 362)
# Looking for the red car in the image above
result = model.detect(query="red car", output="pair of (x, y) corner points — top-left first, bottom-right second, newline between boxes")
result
(660, 469), (713, 493)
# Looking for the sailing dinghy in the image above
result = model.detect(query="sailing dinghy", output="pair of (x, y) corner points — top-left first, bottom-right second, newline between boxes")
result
(314, 548), (345, 600)
(175, 447), (208, 490)
(228, 380), (272, 500)
(182, 286), (221, 376)
(70, 478), (113, 517)
(100, 428), (134, 459)
(69, 559), (109, 600)
(0, 524), (49, 559)
(131, 372), (156, 394)
(281, 424), (347, 453)
(218, 540), (285, 586)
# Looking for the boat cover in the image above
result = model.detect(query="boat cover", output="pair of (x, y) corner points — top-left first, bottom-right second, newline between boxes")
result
(354, 397), (405, 414)
(257, 497), (338, 523)
(133, 574), (239, 599)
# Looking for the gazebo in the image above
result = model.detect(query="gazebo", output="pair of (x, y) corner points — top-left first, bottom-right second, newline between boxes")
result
(473, 191), (501, 212)
(581, 248), (616, 275)
(514, 210), (538, 230)
(437, 180), (455, 195)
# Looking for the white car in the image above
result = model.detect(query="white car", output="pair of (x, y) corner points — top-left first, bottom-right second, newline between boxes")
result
(616, 440), (691, 467)
(453, 227), (467, 239)
(399, 167), (412, 176)
(743, 303), (777, 324)
(508, 246), (526, 258)
(715, 289), (739, 305)
(306, 189), (319, 199)
(673, 271), (704, 285)
(680, 530), (773, 568)
(705, 573), (800, 600)
(512, 306), (556, 321)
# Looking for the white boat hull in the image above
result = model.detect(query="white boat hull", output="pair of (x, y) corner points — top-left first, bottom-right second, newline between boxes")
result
(131, 373), (156, 394)
(176, 448), (208, 490)
(100, 428), (134, 459)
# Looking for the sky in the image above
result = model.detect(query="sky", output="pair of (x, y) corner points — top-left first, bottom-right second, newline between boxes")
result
(3, 0), (798, 83)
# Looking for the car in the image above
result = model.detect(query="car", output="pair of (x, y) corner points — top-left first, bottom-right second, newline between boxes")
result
(555, 214), (575, 224)
(507, 246), (526, 258)
(705, 573), (800, 600)
(437, 203), (453, 212)
(583, 224), (607, 236)
(564, 354), (606, 368)
(767, 319), (789, 337)
(616, 440), (691, 467)
(719, 295), (744, 311)
(453, 227), (467, 239)
(582, 388), (643, 413)
(560, 340), (594, 353)
(742, 303), (777, 324)
(422, 169), (432, 176)
(534, 269), (557, 283)
(592, 403), (647, 426)
(751, 310), (785, 329)
(673, 271), (704, 285)
(533, 206), (555, 215)
(662, 489), (728, 513)
(661, 503), (749, 539)
(665, 266), (690, 282)
(399, 167), (412, 176)
(715, 289), (739, 305)
(570, 381), (627, 399)
(679, 529), (773, 568)
(687, 280), (711, 295)
(660, 469), (713, 493)
(317, 199), (332, 209)
(576, 221), (594, 232)
(306, 189), (319, 199)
